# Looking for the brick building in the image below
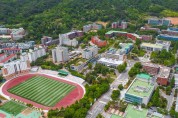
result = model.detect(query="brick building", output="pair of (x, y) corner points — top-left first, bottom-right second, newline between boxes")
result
(157, 66), (171, 86)
(142, 63), (160, 76)
(91, 36), (107, 47)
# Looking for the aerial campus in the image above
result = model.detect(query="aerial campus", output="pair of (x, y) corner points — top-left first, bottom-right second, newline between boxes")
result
(0, 17), (178, 118)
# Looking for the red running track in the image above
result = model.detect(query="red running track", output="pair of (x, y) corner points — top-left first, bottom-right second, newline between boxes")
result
(2, 74), (84, 110)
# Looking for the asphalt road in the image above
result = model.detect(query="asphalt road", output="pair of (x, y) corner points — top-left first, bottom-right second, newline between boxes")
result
(86, 61), (135, 118)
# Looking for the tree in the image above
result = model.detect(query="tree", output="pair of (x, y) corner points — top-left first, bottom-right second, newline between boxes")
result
(111, 90), (120, 101)
(96, 113), (104, 118)
(64, 108), (75, 118)
(88, 63), (92, 69)
(118, 84), (124, 90)
(117, 62), (127, 73)
(134, 62), (142, 69)
(170, 77), (175, 88)
(166, 86), (172, 95)
(135, 39), (141, 47)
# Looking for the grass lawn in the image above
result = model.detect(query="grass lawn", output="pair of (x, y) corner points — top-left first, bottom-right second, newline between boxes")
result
(0, 101), (27, 116)
(8, 76), (75, 107)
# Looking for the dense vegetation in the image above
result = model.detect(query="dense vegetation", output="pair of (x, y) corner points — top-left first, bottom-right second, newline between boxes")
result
(1, 0), (178, 41)
(150, 49), (175, 66)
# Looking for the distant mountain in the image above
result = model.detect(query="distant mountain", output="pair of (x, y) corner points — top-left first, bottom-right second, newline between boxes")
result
(0, 0), (178, 40)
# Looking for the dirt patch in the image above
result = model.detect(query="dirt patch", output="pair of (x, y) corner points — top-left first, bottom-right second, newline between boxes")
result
(96, 21), (109, 28)
(166, 17), (178, 25)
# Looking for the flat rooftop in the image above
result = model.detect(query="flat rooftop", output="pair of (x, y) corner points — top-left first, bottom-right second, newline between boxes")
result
(98, 57), (123, 65)
(126, 79), (154, 98)
(142, 62), (159, 68)
(136, 73), (151, 80)
(141, 43), (163, 49)
(125, 104), (148, 118)
(105, 30), (127, 35)
(158, 66), (170, 78)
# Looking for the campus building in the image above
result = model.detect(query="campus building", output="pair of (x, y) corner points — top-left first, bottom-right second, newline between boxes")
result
(119, 43), (133, 55)
(176, 97), (178, 112)
(105, 30), (151, 41)
(111, 21), (127, 29)
(140, 27), (160, 32)
(157, 66), (171, 86)
(52, 46), (69, 63)
(0, 53), (16, 66)
(97, 57), (124, 68)
(0, 41), (35, 50)
(83, 23), (102, 32)
(41, 36), (59, 46)
(140, 40), (171, 52)
(140, 43), (163, 52)
(161, 29), (178, 36)
(148, 18), (171, 26)
(59, 31), (83, 47)
(140, 35), (153, 41)
(0, 28), (25, 40)
(10, 28), (25, 40)
(142, 63), (160, 76)
(175, 74), (178, 89)
(82, 45), (98, 59)
(70, 58), (87, 72)
(157, 34), (178, 41)
(28, 46), (46, 62)
(91, 36), (107, 47)
(3, 48), (22, 55)
(41, 36), (52, 45)
(1, 59), (31, 79)
(125, 77), (155, 105)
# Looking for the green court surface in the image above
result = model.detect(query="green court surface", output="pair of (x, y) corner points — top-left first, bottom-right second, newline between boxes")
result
(0, 101), (27, 116)
(8, 76), (75, 107)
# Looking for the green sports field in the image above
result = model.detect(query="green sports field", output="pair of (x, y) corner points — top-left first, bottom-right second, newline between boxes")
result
(8, 76), (75, 107)
(0, 101), (27, 116)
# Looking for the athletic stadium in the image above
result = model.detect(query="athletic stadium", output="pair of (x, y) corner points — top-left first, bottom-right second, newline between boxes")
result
(1, 73), (85, 110)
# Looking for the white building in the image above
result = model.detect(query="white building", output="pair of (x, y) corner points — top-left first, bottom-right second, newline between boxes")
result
(20, 52), (29, 62)
(28, 46), (46, 62)
(11, 28), (25, 40)
(1, 59), (31, 79)
(82, 46), (98, 59)
(176, 97), (178, 112)
(52, 46), (69, 63)
(97, 57), (123, 68)
(140, 43), (164, 52)
(175, 74), (178, 89)
(59, 34), (78, 47)
(156, 40), (171, 51)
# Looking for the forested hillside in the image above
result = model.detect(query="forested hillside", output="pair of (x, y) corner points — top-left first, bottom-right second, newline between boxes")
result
(0, 0), (178, 40)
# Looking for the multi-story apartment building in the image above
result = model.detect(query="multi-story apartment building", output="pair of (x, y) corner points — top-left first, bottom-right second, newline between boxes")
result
(52, 46), (69, 63)
(28, 46), (46, 62)
(82, 46), (98, 59)
(1, 59), (31, 79)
